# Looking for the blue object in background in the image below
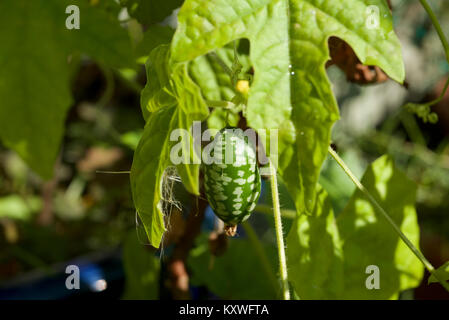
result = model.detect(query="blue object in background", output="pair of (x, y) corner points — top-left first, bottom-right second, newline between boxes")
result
(79, 264), (106, 292)
(0, 250), (124, 300)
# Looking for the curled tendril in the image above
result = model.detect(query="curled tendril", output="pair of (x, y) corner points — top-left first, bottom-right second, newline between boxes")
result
(404, 102), (439, 124)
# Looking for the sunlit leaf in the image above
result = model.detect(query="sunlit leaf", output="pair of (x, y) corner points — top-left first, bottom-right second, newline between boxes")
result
(337, 155), (424, 299)
(286, 186), (344, 299)
(288, 155), (424, 299)
(170, 0), (404, 215)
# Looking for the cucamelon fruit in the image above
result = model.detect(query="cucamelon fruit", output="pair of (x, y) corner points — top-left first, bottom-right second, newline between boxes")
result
(202, 127), (261, 236)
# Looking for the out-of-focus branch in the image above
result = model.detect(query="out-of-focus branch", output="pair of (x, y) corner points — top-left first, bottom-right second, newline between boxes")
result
(166, 196), (207, 299)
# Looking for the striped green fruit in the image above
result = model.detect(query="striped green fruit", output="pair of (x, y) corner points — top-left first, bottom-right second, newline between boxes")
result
(202, 127), (261, 234)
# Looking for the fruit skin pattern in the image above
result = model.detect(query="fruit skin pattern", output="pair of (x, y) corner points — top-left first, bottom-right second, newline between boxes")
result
(203, 127), (261, 228)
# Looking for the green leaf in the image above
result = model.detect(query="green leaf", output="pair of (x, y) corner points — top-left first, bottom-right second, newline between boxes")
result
(286, 186), (344, 299)
(0, 0), (133, 178)
(169, 100), (204, 194)
(287, 156), (424, 299)
(188, 234), (278, 299)
(428, 261), (449, 284)
(337, 155), (424, 299)
(120, 0), (184, 25)
(130, 107), (174, 248)
(122, 230), (160, 299)
(169, 63), (210, 195)
(140, 45), (176, 121)
(132, 45), (208, 247)
(170, 0), (404, 214)
(131, 104), (208, 247)
(0, 1), (74, 178)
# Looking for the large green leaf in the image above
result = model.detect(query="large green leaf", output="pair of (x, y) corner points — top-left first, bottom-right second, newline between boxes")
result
(337, 155), (424, 299)
(287, 156), (424, 299)
(122, 230), (160, 299)
(131, 45), (209, 248)
(130, 106), (174, 248)
(0, 0), (133, 178)
(188, 234), (279, 299)
(170, 0), (404, 214)
(131, 107), (204, 248)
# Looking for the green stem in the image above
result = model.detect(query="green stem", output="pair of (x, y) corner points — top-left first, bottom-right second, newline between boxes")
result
(328, 146), (449, 292)
(241, 221), (280, 296)
(419, 0), (449, 62)
(206, 100), (235, 109)
(418, 0), (449, 106)
(255, 204), (296, 219)
(426, 77), (449, 106)
(95, 170), (131, 174)
(269, 160), (291, 300)
(399, 110), (426, 146)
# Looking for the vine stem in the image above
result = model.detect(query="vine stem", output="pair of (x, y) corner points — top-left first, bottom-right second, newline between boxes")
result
(269, 160), (291, 300)
(328, 146), (449, 292)
(419, 0), (449, 62)
(418, 0), (449, 102)
(206, 100), (236, 109)
(255, 204), (296, 219)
